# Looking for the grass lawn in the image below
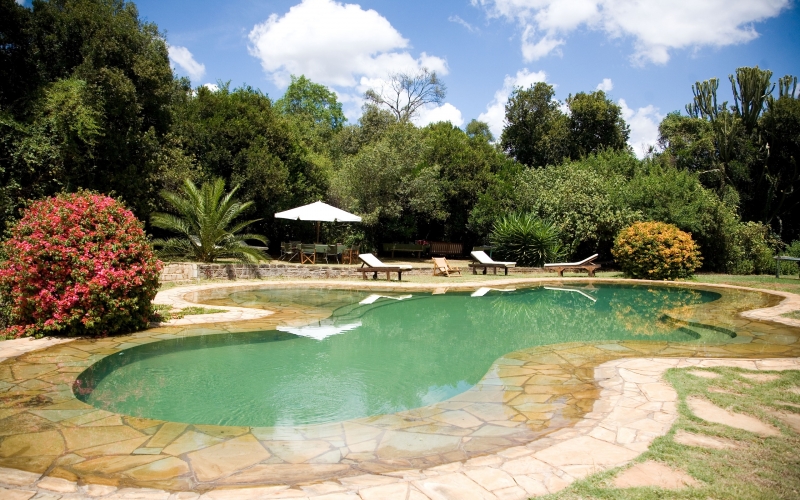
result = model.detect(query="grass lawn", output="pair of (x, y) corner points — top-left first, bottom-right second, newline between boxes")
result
(539, 367), (800, 500)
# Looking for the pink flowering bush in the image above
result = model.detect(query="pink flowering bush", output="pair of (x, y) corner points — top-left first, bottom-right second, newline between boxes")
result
(0, 191), (162, 338)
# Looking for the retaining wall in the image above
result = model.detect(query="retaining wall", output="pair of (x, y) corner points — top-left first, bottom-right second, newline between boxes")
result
(159, 262), (548, 282)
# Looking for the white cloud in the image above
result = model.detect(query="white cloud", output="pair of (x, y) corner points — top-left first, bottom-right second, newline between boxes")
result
(203, 83), (219, 92)
(449, 15), (479, 32)
(478, 69), (548, 139)
(248, 0), (448, 88)
(619, 98), (663, 158)
(596, 78), (613, 92)
(473, 0), (789, 64)
(413, 103), (465, 127)
(167, 45), (206, 82)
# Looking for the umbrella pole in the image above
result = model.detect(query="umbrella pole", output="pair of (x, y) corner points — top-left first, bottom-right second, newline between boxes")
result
(316, 221), (320, 244)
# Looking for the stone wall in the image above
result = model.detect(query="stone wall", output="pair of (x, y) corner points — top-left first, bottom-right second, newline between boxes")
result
(160, 262), (197, 282)
(159, 262), (549, 282)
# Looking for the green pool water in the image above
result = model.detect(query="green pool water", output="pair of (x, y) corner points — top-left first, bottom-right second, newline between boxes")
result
(77, 284), (760, 427)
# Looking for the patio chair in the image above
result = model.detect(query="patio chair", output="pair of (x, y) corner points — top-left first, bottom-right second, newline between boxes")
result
(432, 257), (461, 277)
(543, 254), (600, 277)
(279, 242), (290, 261)
(288, 241), (301, 262)
(325, 244), (339, 264)
(358, 253), (412, 281)
(468, 251), (516, 275)
(300, 244), (316, 264)
(342, 245), (359, 265)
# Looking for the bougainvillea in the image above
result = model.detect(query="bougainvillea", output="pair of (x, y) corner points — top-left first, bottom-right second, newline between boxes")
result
(612, 221), (702, 280)
(0, 191), (161, 338)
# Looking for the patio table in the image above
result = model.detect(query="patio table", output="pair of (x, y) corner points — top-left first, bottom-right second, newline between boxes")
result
(774, 255), (800, 278)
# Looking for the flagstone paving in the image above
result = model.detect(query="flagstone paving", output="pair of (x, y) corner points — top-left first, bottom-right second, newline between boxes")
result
(0, 278), (799, 499)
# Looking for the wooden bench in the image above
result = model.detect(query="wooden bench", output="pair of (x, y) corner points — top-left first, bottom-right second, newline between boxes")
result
(430, 242), (463, 257)
(382, 243), (428, 258)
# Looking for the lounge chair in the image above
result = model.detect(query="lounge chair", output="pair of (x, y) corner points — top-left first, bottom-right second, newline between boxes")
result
(432, 257), (461, 277)
(468, 251), (516, 275)
(358, 253), (413, 281)
(543, 254), (600, 277)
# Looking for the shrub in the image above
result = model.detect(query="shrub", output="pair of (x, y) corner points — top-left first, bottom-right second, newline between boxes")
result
(0, 191), (161, 338)
(491, 213), (562, 266)
(725, 222), (782, 275)
(612, 222), (702, 280)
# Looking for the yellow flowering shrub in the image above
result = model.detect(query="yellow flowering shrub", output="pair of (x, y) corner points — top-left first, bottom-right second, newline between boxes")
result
(612, 222), (702, 280)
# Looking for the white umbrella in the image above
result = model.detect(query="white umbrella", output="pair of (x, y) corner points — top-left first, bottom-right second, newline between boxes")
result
(275, 201), (361, 243)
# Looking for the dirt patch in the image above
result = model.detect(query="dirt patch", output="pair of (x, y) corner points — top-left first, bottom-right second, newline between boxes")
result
(687, 397), (780, 437)
(613, 461), (699, 489)
(673, 430), (738, 450)
(687, 370), (720, 379)
(767, 410), (800, 433)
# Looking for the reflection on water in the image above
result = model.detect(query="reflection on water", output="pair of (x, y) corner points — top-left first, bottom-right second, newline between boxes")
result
(76, 284), (792, 427)
(277, 321), (362, 340)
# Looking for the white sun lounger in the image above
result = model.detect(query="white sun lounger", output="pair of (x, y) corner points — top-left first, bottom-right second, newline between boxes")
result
(468, 251), (516, 275)
(358, 253), (413, 281)
(543, 254), (600, 277)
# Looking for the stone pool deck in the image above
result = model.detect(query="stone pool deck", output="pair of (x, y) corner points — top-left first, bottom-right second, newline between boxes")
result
(1, 279), (800, 499)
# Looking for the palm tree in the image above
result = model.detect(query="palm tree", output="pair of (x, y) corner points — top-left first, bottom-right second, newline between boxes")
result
(151, 178), (269, 263)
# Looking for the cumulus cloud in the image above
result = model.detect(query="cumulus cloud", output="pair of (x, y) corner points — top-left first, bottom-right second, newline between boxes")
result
(203, 83), (220, 92)
(473, 0), (789, 64)
(413, 103), (465, 128)
(596, 78), (613, 92)
(168, 45), (206, 82)
(619, 99), (663, 158)
(478, 69), (548, 139)
(249, 0), (448, 88)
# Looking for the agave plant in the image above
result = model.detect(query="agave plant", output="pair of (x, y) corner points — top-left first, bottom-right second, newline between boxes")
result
(490, 213), (562, 267)
(151, 178), (269, 263)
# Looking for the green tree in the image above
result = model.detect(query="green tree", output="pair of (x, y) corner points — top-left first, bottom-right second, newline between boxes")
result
(151, 178), (268, 263)
(330, 123), (424, 246)
(0, 0), (183, 229)
(759, 88), (800, 239)
(465, 119), (494, 142)
(657, 112), (716, 174)
(172, 83), (326, 245)
(566, 90), (630, 157)
(276, 75), (345, 132)
(500, 82), (569, 167)
(471, 151), (640, 258)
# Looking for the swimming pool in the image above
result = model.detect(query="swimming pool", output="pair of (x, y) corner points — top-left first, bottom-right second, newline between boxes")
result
(76, 284), (777, 427)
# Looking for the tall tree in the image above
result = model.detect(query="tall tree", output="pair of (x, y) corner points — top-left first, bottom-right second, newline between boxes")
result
(364, 68), (446, 122)
(500, 82), (569, 167)
(0, 0), (183, 228)
(275, 75), (346, 133)
(566, 90), (630, 157)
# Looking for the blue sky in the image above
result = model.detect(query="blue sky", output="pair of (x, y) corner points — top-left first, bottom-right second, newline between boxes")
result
(97, 0), (800, 155)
